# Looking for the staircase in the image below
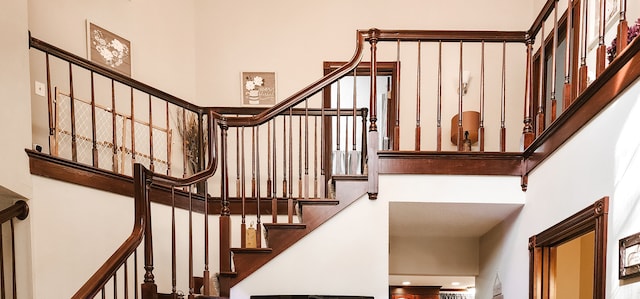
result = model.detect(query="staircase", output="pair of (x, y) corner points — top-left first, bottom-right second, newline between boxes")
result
(26, 0), (640, 295)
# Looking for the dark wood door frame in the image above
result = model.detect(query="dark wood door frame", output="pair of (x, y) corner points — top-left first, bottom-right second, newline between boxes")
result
(322, 61), (400, 184)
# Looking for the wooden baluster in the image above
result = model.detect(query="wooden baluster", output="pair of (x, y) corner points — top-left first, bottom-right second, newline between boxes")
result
(165, 102), (171, 175)
(415, 40), (422, 151)
(69, 63), (78, 162)
(523, 38), (535, 149)
(336, 80), (342, 175)
(537, 23), (546, 137)
(45, 54), (56, 155)
(480, 41), (486, 152)
(313, 116), (318, 198)
(90, 72), (98, 167)
(320, 102), (326, 198)
(267, 121), (272, 199)
(272, 119), (278, 223)
(578, 0), (589, 93)
(500, 41), (507, 152)
(282, 114), (288, 200)
(219, 119), (231, 276)
(124, 258), (129, 298)
(304, 100), (310, 199)
(437, 41), (443, 152)
(596, 0), (607, 75)
(361, 109), (368, 175)
(394, 39), (401, 151)
(344, 113), (349, 174)
(1, 221), (5, 297)
(197, 113), (205, 174)
(111, 80), (118, 173)
(182, 109), (187, 179)
(236, 125), (241, 198)
(551, 2), (559, 123)
(113, 272), (117, 298)
(171, 187), (177, 296)
(188, 185), (194, 297)
(288, 108), (293, 222)
(134, 251), (139, 299)
(251, 127), (256, 199)
(563, 0), (574, 109)
(149, 95), (155, 172)
(616, 0), (628, 52)
(456, 41), (464, 151)
(298, 115), (302, 199)
(547, 1), (558, 122)
(11, 219), (18, 299)
(351, 70), (358, 174)
(241, 127), (246, 248)
(203, 179), (210, 294)
(255, 126), (262, 248)
(368, 28), (379, 199)
(130, 88), (136, 168)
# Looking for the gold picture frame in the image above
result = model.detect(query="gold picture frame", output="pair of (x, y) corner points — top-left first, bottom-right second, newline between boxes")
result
(86, 21), (132, 77)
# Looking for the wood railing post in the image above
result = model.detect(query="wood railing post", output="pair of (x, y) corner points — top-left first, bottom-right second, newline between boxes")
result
(523, 36), (535, 149)
(367, 29), (380, 199)
(218, 118), (232, 271)
(218, 118), (232, 298)
(138, 164), (157, 299)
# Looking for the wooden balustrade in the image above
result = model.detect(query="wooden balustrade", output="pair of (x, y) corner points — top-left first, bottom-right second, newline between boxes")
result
(28, 0), (640, 293)
(30, 36), (197, 178)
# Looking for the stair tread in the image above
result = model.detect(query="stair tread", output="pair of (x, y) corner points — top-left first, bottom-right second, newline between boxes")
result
(263, 223), (307, 230)
(332, 174), (367, 181)
(297, 198), (339, 205)
(218, 271), (238, 277)
(230, 247), (273, 254)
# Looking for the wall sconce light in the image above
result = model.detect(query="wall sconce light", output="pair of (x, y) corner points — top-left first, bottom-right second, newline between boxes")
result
(458, 70), (471, 95)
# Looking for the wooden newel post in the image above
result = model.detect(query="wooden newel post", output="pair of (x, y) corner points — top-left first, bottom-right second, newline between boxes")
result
(522, 36), (535, 149)
(138, 164), (158, 298)
(367, 29), (379, 200)
(218, 118), (232, 297)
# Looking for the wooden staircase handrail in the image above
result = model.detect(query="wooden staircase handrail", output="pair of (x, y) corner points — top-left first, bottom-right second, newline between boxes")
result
(0, 200), (29, 224)
(71, 163), (148, 299)
(29, 34), (203, 114)
(222, 30), (367, 128)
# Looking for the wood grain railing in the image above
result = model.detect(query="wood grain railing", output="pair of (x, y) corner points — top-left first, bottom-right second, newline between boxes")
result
(30, 36), (203, 178)
(0, 200), (29, 299)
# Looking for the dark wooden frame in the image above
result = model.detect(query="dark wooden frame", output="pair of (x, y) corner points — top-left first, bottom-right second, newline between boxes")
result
(529, 196), (609, 299)
(322, 61), (399, 179)
(619, 232), (640, 279)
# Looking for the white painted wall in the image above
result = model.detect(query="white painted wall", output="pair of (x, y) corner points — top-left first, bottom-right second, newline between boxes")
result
(27, 0), (198, 103)
(0, 0), (33, 200)
(231, 194), (389, 298)
(1, 1), (34, 298)
(478, 78), (640, 299)
(390, 236), (479, 276)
